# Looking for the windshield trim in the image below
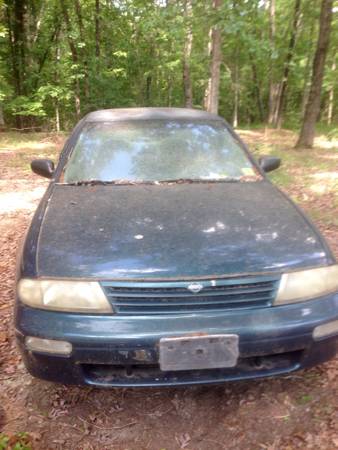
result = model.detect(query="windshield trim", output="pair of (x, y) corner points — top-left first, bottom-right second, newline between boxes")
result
(57, 175), (263, 187)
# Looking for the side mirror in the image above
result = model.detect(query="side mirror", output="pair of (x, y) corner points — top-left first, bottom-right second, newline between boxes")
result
(31, 159), (55, 179)
(258, 156), (281, 173)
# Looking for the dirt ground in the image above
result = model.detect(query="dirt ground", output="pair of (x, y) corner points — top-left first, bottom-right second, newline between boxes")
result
(0, 129), (337, 450)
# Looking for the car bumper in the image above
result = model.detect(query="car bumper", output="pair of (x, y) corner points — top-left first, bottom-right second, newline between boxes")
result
(15, 292), (338, 387)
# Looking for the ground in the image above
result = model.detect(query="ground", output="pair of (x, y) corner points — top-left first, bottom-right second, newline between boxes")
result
(0, 128), (337, 450)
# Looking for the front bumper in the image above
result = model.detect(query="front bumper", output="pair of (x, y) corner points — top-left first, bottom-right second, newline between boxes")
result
(15, 292), (338, 387)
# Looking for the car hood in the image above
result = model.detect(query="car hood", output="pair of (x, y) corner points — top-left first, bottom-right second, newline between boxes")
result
(37, 181), (330, 279)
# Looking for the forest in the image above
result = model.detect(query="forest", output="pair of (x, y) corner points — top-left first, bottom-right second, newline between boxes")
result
(0, 0), (336, 147)
(0, 2), (338, 448)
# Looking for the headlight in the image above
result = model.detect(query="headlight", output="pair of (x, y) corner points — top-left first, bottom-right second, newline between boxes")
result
(275, 265), (338, 305)
(17, 279), (112, 313)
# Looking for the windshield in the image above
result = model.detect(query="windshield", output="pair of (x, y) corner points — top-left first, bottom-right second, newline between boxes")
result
(63, 120), (257, 183)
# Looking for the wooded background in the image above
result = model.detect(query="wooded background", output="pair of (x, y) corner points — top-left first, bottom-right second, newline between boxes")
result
(0, 0), (336, 147)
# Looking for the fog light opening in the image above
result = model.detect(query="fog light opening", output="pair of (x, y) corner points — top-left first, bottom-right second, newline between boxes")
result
(25, 336), (72, 356)
(313, 320), (338, 341)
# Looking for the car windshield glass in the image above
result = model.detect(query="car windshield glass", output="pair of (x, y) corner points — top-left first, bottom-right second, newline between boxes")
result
(63, 120), (257, 183)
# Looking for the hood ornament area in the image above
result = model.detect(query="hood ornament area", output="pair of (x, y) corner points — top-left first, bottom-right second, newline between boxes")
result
(187, 283), (204, 294)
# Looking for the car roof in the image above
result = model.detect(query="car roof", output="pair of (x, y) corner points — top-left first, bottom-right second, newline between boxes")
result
(84, 107), (223, 122)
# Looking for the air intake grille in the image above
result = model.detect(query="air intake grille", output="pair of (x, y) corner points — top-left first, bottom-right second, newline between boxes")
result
(101, 276), (280, 315)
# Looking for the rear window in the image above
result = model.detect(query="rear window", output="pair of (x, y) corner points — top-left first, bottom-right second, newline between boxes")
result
(63, 120), (257, 183)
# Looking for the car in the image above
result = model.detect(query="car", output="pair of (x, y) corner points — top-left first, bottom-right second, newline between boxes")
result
(15, 107), (338, 387)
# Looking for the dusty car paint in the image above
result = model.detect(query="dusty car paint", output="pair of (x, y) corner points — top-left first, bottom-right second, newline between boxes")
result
(35, 182), (331, 279)
(15, 108), (338, 387)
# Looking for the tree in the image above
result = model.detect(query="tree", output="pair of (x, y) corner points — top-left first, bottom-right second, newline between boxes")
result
(274, 0), (301, 128)
(60, 0), (81, 118)
(74, 0), (89, 98)
(0, 0), (335, 130)
(204, 0), (222, 114)
(267, 0), (277, 124)
(0, 104), (4, 127)
(5, 0), (27, 127)
(182, 0), (193, 108)
(326, 59), (336, 125)
(295, 0), (333, 148)
(95, 0), (100, 58)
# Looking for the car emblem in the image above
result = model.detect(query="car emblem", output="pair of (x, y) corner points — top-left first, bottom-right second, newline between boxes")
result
(187, 283), (203, 294)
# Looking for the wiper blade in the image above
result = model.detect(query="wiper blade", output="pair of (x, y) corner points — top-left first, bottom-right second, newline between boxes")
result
(159, 177), (240, 183)
(66, 179), (110, 186)
(64, 179), (155, 186)
(62, 175), (260, 186)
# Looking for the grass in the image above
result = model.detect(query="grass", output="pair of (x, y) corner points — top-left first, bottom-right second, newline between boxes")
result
(254, 144), (337, 191)
(0, 131), (66, 150)
(0, 131), (65, 173)
(308, 208), (338, 227)
(315, 123), (338, 140)
(239, 122), (338, 140)
(238, 128), (338, 228)
(0, 433), (32, 450)
(297, 394), (313, 405)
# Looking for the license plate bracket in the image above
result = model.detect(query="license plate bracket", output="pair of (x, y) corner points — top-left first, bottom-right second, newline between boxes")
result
(159, 334), (239, 371)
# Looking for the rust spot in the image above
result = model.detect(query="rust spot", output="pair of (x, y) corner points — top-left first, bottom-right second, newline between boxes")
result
(184, 332), (209, 337)
(134, 349), (149, 362)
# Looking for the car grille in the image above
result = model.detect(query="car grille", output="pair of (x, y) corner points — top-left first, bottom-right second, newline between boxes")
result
(101, 276), (280, 315)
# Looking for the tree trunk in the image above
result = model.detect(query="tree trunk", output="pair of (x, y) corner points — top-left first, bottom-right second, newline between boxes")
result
(74, 0), (90, 98)
(55, 43), (61, 132)
(5, 0), (27, 128)
(5, 4), (20, 97)
(32, 2), (45, 44)
(74, 0), (84, 38)
(145, 75), (152, 105)
(13, 0), (26, 95)
(60, 0), (81, 118)
(0, 105), (5, 128)
(295, 0), (333, 148)
(300, 21), (315, 119)
(275, 0), (302, 128)
(55, 103), (60, 132)
(167, 76), (172, 106)
(327, 61), (335, 125)
(182, 0), (193, 108)
(204, 0), (222, 114)
(250, 57), (264, 122)
(60, 0), (79, 66)
(300, 70), (311, 119)
(182, 1), (193, 108)
(267, 0), (277, 124)
(95, 0), (101, 58)
(232, 61), (239, 128)
(36, 13), (61, 78)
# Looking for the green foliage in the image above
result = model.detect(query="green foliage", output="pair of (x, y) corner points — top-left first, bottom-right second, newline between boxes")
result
(0, 433), (32, 450)
(0, 0), (336, 130)
(8, 96), (46, 117)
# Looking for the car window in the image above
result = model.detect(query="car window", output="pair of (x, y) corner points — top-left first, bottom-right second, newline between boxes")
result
(63, 120), (257, 183)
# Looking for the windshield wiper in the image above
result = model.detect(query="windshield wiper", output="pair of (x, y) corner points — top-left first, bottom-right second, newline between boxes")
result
(160, 177), (240, 184)
(64, 179), (156, 186)
(62, 176), (257, 186)
(159, 175), (262, 183)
